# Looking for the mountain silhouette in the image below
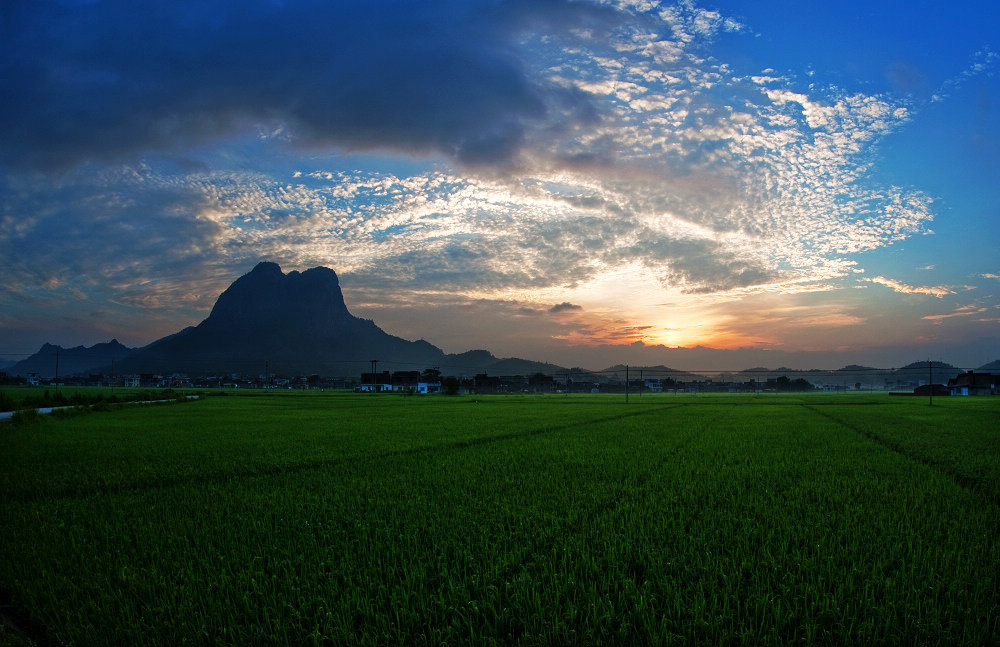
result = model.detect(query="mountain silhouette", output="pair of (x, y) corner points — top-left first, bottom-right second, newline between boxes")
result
(7, 339), (135, 378)
(115, 262), (449, 375)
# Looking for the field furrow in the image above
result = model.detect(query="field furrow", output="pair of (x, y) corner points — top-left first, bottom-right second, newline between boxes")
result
(1, 392), (997, 645)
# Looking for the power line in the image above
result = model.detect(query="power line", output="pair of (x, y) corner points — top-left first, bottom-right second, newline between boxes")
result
(1, 348), (991, 382)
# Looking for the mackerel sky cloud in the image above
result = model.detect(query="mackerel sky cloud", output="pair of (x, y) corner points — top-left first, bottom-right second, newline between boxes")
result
(1, 0), (998, 369)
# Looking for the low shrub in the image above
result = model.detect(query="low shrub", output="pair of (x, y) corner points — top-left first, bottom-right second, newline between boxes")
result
(10, 408), (44, 427)
(49, 405), (91, 419)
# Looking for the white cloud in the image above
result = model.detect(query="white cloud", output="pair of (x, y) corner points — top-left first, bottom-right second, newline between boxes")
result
(865, 276), (954, 298)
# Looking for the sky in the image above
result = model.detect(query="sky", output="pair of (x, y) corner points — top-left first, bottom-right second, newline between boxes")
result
(1, 0), (998, 371)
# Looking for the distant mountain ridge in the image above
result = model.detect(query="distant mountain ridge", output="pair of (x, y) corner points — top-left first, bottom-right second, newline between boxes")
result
(977, 359), (1000, 372)
(598, 364), (704, 382)
(7, 340), (135, 378)
(7, 262), (1000, 380)
(706, 362), (970, 387)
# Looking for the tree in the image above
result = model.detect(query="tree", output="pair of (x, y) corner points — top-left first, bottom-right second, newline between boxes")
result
(768, 376), (814, 392)
(421, 368), (442, 382)
(442, 376), (461, 396)
(791, 378), (814, 391)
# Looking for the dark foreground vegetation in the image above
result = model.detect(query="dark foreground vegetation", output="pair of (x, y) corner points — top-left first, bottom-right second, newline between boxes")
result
(1, 391), (997, 645)
(0, 387), (193, 413)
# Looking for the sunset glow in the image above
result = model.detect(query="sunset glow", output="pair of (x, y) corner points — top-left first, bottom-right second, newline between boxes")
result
(1, 0), (998, 370)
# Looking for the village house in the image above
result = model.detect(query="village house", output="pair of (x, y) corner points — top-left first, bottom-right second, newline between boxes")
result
(359, 371), (392, 392)
(416, 381), (441, 394)
(947, 371), (997, 396)
(908, 384), (951, 397)
(390, 371), (421, 392)
(473, 374), (501, 394)
(357, 370), (440, 393)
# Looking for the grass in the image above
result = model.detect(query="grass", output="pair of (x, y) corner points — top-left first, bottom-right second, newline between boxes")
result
(0, 391), (997, 645)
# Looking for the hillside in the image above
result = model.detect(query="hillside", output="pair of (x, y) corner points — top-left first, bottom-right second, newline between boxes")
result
(7, 340), (135, 378)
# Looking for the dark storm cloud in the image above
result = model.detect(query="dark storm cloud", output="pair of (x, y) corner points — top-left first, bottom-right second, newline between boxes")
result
(549, 301), (582, 313)
(0, 0), (614, 170)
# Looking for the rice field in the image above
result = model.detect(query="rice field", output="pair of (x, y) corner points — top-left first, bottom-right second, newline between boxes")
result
(1, 391), (997, 645)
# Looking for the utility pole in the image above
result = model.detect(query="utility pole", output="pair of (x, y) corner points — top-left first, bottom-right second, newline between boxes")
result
(625, 364), (629, 404)
(370, 359), (378, 393)
(265, 360), (269, 390)
(54, 349), (59, 387)
(928, 359), (933, 406)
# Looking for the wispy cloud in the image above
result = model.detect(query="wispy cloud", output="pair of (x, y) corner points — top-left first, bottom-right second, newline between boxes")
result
(864, 276), (954, 298)
(930, 47), (998, 102)
(922, 304), (989, 321)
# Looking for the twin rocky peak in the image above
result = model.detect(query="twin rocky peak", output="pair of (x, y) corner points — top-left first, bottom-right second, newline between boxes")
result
(119, 262), (450, 376)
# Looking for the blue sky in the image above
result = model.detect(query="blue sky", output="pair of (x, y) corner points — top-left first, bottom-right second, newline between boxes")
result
(1, 0), (997, 370)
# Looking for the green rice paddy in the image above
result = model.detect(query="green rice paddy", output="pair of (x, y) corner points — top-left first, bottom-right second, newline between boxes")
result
(1, 391), (997, 645)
